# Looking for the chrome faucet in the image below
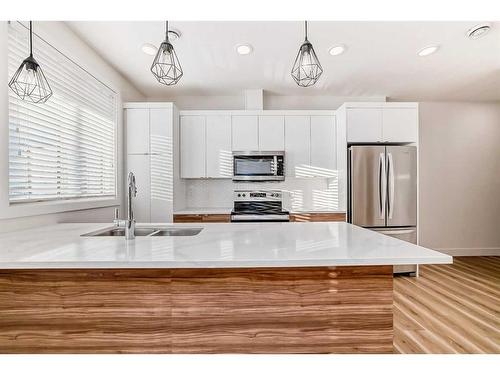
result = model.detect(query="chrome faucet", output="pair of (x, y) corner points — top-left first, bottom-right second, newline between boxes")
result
(114, 172), (137, 240)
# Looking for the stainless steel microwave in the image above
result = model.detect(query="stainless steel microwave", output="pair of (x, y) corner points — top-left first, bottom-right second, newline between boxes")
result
(232, 151), (285, 182)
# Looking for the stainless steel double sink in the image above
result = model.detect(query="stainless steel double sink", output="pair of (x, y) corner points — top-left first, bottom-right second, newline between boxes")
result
(81, 226), (203, 237)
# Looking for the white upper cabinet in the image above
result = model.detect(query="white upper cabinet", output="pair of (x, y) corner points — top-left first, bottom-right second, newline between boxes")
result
(232, 115), (258, 151)
(346, 108), (383, 143)
(382, 107), (418, 143)
(285, 116), (310, 178)
(206, 115), (232, 178)
(126, 109), (150, 154)
(258, 116), (284, 151)
(310, 116), (336, 177)
(150, 108), (173, 155)
(180, 116), (206, 178)
(178, 110), (341, 182)
(346, 104), (418, 143)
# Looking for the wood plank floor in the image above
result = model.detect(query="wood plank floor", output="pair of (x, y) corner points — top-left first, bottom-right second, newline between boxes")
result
(394, 256), (500, 354)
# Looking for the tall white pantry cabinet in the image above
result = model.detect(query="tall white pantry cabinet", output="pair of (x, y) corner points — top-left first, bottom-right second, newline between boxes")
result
(124, 103), (176, 223)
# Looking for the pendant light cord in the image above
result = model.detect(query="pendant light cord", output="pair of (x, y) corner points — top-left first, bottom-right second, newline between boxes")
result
(165, 20), (169, 42)
(304, 20), (308, 41)
(29, 21), (33, 56)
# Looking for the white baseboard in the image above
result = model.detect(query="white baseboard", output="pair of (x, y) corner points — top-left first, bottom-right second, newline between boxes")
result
(435, 247), (500, 256)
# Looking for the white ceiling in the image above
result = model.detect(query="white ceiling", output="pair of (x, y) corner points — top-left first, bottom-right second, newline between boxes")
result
(67, 21), (500, 101)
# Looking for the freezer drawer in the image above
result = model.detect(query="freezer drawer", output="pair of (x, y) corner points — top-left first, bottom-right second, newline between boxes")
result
(371, 227), (417, 243)
(371, 227), (418, 276)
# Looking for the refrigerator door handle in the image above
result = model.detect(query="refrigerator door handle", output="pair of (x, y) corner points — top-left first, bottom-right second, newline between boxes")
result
(378, 153), (386, 219)
(387, 152), (395, 219)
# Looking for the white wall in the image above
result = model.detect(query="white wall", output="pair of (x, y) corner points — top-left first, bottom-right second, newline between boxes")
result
(419, 102), (500, 256)
(0, 21), (145, 233)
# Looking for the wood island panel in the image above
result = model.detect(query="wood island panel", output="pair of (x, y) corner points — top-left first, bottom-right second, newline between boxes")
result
(0, 266), (393, 354)
(0, 269), (172, 354)
(171, 266), (393, 353)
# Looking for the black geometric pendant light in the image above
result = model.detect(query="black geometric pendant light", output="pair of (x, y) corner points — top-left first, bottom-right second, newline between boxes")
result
(151, 21), (183, 86)
(291, 21), (323, 87)
(8, 21), (52, 103)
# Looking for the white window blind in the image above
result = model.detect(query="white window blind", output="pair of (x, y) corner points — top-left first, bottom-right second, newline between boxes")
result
(8, 22), (117, 203)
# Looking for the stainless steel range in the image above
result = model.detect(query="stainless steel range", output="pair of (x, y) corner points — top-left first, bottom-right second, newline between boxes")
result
(230, 190), (290, 222)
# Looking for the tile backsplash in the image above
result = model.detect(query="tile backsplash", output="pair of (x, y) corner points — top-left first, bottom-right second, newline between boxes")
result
(182, 177), (340, 212)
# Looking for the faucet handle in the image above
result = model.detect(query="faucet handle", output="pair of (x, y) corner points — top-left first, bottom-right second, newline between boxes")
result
(114, 208), (119, 220)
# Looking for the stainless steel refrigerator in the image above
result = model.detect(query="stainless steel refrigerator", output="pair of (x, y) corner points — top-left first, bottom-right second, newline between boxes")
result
(347, 145), (418, 275)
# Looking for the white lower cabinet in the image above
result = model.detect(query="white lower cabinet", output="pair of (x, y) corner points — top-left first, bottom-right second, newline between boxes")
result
(258, 116), (284, 151)
(127, 153), (173, 223)
(285, 116), (310, 178)
(150, 153), (173, 221)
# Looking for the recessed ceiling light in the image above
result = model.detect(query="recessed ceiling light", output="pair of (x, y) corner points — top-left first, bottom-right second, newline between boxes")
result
(467, 23), (491, 39)
(328, 44), (346, 56)
(236, 44), (253, 55)
(417, 45), (440, 57)
(141, 43), (158, 56)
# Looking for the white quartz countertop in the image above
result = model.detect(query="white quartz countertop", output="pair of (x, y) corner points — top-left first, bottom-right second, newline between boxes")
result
(0, 222), (452, 269)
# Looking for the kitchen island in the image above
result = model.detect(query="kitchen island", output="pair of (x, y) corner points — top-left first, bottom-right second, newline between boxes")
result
(0, 222), (451, 353)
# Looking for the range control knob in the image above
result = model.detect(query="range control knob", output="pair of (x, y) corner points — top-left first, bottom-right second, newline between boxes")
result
(242, 194), (246, 197)
(237, 194), (241, 197)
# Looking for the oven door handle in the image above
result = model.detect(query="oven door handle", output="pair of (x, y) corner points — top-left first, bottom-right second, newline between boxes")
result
(230, 214), (290, 222)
